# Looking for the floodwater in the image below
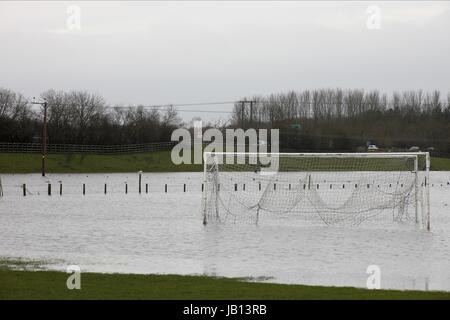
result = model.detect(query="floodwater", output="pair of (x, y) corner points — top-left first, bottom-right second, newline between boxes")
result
(0, 172), (449, 292)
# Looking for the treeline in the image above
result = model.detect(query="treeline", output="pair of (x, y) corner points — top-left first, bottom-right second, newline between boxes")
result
(0, 88), (181, 144)
(2, 86), (450, 153)
(231, 89), (450, 152)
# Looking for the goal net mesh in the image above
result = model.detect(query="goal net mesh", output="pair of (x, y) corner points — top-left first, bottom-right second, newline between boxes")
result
(202, 153), (430, 228)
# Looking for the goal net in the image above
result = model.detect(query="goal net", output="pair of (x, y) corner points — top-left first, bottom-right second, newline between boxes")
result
(202, 152), (431, 230)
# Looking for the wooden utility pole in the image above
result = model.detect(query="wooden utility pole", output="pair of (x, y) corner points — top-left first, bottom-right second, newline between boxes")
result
(249, 100), (254, 127)
(42, 102), (48, 177)
(32, 99), (48, 177)
(241, 100), (246, 129)
(238, 100), (257, 129)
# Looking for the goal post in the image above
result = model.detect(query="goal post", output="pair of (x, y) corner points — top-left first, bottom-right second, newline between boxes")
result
(202, 152), (431, 230)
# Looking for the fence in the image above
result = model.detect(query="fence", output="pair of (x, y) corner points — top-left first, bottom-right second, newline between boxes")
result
(1, 141), (450, 158)
(3, 179), (449, 198)
(0, 141), (177, 154)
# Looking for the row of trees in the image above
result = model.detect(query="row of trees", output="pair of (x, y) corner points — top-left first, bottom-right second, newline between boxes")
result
(232, 89), (449, 125)
(0, 88), (181, 145)
(231, 89), (450, 152)
(1, 87), (449, 153)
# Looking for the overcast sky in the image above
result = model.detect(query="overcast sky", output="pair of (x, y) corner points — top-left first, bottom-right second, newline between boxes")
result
(0, 1), (449, 122)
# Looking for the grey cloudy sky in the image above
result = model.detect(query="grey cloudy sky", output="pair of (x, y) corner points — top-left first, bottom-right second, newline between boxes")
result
(0, 1), (449, 122)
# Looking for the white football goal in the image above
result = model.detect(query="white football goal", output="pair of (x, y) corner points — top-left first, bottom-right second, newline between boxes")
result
(202, 152), (431, 230)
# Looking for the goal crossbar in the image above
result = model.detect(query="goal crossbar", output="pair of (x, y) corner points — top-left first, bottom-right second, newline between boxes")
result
(204, 151), (430, 158)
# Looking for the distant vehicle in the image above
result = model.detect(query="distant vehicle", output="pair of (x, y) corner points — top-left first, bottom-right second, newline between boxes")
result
(409, 146), (420, 152)
(289, 123), (302, 129)
(367, 144), (379, 151)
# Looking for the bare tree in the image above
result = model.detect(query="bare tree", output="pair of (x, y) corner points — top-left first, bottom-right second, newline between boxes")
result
(67, 91), (105, 143)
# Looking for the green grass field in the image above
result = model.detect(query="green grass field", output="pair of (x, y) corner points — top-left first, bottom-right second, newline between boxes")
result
(0, 151), (449, 173)
(1, 269), (450, 300)
(0, 151), (201, 173)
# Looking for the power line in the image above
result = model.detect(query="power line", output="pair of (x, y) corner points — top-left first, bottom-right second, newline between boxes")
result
(28, 100), (239, 114)
(107, 100), (238, 113)
(107, 106), (235, 114)
(168, 101), (237, 107)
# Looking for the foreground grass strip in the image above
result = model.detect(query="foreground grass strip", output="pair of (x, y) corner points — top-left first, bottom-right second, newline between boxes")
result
(1, 270), (449, 300)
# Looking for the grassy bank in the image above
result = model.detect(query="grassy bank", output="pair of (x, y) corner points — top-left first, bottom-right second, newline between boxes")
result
(429, 156), (450, 170)
(1, 151), (450, 173)
(1, 269), (450, 300)
(0, 151), (201, 173)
